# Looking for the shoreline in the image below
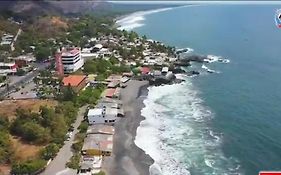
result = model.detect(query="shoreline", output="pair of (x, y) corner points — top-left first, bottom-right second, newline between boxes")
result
(103, 80), (153, 175)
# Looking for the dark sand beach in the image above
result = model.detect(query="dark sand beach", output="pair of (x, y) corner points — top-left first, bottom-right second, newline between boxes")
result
(103, 80), (153, 175)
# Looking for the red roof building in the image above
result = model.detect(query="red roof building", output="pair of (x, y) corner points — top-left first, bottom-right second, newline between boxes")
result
(62, 75), (87, 92)
(141, 67), (150, 74)
(105, 88), (116, 98)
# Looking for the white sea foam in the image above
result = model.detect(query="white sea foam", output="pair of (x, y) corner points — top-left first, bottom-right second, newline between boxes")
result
(202, 64), (218, 73)
(116, 7), (174, 31)
(204, 54), (230, 64)
(135, 80), (242, 175)
(176, 47), (194, 54)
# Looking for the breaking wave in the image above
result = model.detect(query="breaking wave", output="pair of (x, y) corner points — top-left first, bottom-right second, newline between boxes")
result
(116, 7), (174, 31)
(135, 80), (242, 175)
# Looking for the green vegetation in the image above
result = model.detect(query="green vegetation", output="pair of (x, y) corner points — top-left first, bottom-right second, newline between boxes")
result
(40, 143), (60, 160)
(0, 76), (7, 83)
(78, 121), (89, 134)
(0, 122), (13, 163)
(66, 153), (81, 169)
(83, 58), (130, 81)
(94, 171), (106, 175)
(11, 159), (47, 174)
(77, 85), (105, 106)
(7, 101), (78, 174)
(10, 103), (77, 145)
(67, 120), (88, 169)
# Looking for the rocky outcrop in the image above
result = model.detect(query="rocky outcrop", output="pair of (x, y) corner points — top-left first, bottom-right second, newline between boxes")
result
(181, 55), (205, 63)
(186, 71), (200, 76)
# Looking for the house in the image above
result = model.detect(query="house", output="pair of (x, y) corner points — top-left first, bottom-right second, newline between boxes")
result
(87, 106), (124, 125)
(0, 62), (17, 74)
(87, 108), (116, 125)
(62, 75), (87, 92)
(162, 67), (169, 74)
(105, 75), (122, 82)
(9, 54), (36, 67)
(141, 67), (150, 75)
(105, 88), (116, 98)
(107, 80), (119, 88)
(87, 124), (115, 135)
(92, 44), (103, 52)
(78, 156), (102, 175)
(82, 134), (113, 156)
(1, 34), (14, 45)
(122, 72), (133, 77)
(120, 77), (130, 83)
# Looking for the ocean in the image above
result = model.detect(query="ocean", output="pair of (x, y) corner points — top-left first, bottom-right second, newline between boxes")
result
(117, 4), (281, 175)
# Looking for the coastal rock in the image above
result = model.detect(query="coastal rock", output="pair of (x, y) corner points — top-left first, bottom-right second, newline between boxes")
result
(171, 67), (186, 74)
(174, 60), (191, 67)
(186, 70), (200, 76)
(182, 55), (205, 63)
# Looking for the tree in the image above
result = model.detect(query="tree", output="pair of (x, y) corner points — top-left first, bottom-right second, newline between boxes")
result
(35, 46), (50, 62)
(21, 122), (51, 144)
(40, 143), (60, 160)
(59, 85), (77, 102)
(0, 130), (12, 163)
(11, 159), (47, 174)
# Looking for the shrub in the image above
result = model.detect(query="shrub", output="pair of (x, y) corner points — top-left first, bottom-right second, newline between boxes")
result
(94, 171), (106, 175)
(11, 159), (46, 174)
(78, 121), (88, 134)
(40, 143), (60, 160)
(66, 153), (81, 169)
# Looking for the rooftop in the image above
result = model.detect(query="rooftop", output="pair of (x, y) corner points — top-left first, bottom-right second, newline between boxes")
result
(88, 108), (103, 116)
(82, 134), (113, 152)
(87, 124), (115, 135)
(105, 88), (116, 98)
(61, 47), (80, 56)
(62, 75), (86, 87)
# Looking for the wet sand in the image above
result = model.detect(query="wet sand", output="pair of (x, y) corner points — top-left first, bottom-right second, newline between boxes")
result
(103, 80), (153, 175)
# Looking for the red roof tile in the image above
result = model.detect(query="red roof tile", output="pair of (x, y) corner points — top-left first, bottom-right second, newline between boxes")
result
(141, 67), (150, 74)
(62, 75), (86, 87)
(105, 88), (116, 98)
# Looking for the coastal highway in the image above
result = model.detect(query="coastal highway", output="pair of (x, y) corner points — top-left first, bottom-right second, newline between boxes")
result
(0, 62), (50, 97)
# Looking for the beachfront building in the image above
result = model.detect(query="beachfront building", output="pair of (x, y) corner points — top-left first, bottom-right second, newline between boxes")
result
(56, 47), (84, 74)
(87, 124), (115, 135)
(107, 80), (119, 88)
(105, 88), (119, 99)
(87, 106), (124, 125)
(62, 75), (87, 93)
(87, 108), (116, 125)
(78, 156), (102, 175)
(82, 134), (113, 156)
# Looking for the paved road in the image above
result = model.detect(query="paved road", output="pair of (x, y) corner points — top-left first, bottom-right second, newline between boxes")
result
(11, 28), (22, 51)
(0, 62), (50, 97)
(40, 105), (87, 175)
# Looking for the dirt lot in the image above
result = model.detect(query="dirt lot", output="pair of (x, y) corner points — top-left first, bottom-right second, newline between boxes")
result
(11, 137), (43, 161)
(0, 138), (44, 175)
(0, 99), (57, 174)
(0, 99), (58, 120)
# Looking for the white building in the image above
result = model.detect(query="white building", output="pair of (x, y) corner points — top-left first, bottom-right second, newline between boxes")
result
(162, 67), (169, 74)
(1, 34), (14, 45)
(61, 48), (84, 73)
(0, 62), (17, 74)
(87, 108), (118, 125)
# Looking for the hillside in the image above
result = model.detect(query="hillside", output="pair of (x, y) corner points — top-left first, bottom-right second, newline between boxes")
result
(0, 0), (110, 18)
